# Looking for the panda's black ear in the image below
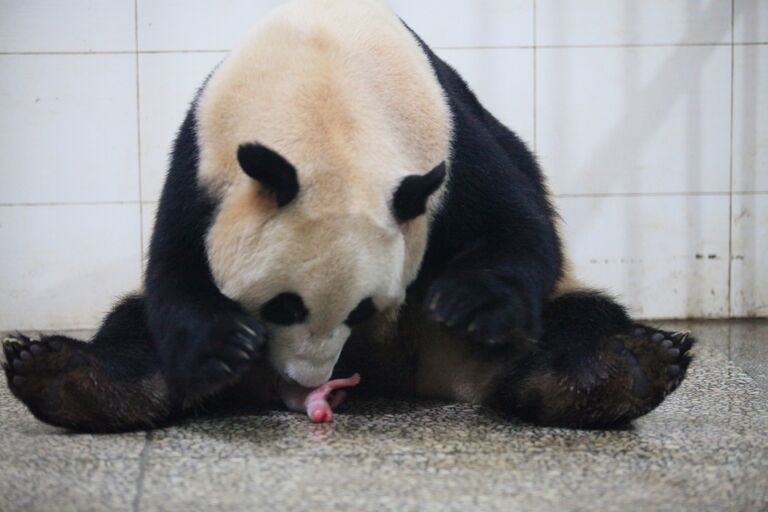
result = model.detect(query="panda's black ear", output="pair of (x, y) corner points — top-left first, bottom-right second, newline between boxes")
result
(237, 143), (299, 207)
(392, 163), (446, 223)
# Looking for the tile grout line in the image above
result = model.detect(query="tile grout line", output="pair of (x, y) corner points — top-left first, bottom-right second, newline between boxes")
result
(0, 201), (144, 207)
(134, 0), (146, 275)
(2, 42), (768, 57)
(3, 192), (768, 209)
(0, 50), (226, 55)
(555, 191), (759, 198)
(131, 431), (153, 512)
(727, 0), (735, 319)
(438, 41), (768, 49)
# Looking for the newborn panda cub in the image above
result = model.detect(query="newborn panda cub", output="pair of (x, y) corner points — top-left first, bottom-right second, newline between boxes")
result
(2, 0), (694, 432)
(280, 373), (361, 423)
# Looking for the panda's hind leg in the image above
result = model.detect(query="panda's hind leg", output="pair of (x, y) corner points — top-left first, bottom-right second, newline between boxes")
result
(2, 295), (174, 432)
(492, 291), (695, 428)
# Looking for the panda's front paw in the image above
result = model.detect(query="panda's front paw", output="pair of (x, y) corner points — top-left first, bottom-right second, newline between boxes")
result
(165, 312), (268, 405)
(425, 272), (540, 343)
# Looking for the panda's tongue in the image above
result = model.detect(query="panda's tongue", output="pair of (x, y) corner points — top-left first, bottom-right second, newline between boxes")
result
(278, 373), (361, 423)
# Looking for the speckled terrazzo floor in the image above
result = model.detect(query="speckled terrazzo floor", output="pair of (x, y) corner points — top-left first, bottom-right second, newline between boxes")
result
(1, 320), (766, 512)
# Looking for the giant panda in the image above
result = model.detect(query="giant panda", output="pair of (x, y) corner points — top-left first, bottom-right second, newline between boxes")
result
(2, 0), (694, 432)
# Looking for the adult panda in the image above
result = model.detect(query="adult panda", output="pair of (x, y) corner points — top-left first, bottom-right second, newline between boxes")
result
(2, 0), (693, 432)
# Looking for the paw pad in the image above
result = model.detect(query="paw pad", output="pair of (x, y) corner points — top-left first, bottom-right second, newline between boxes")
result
(627, 326), (695, 397)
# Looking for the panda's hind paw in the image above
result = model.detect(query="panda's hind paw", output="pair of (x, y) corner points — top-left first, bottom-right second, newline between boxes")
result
(2, 333), (90, 426)
(496, 325), (695, 428)
(621, 326), (695, 399)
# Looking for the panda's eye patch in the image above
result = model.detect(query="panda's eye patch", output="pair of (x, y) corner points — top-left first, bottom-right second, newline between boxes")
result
(345, 298), (376, 326)
(260, 293), (309, 326)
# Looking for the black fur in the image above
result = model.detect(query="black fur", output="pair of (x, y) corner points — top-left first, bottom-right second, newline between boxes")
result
(3, 296), (174, 432)
(409, 29), (563, 342)
(345, 298), (376, 327)
(392, 163), (446, 222)
(261, 293), (309, 326)
(237, 143), (300, 207)
(492, 291), (695, 428)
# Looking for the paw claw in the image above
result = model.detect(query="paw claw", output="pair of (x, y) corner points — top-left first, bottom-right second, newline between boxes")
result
(236, 321), (259, 338)
(13, 332), (31, 343)
(232, 348), (251, 361)
(232, 333), (257, 352)
(429, 293), (441, 311)
(216, 361), (233, 375)
(677, 333), (694, 352)
(169, 313), (267, 402)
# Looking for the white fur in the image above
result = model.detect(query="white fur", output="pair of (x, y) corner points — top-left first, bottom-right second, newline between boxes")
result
(197, 0), (453, 387)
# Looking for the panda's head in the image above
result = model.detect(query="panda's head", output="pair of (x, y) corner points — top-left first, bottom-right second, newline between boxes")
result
(205, 143), (446, 388)
(197, 0), (452, 387)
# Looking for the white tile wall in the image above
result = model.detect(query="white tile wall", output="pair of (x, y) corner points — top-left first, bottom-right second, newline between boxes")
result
(0, 0), (764, 328)
(390, 0), (534, 48)
(731, 194), (768, 317)
(537, 46), (732, 195)
(0, 205), (142, 331)
(734, 0), (768, 43)
(536, 0), (732, 46)
(139, 52), (227, 202)
(137, 0), (283, 51)
(0, 0), (136, 53)
(0, 54), (140, 204)
(435, 48), (535, 145)
(733, 45), (768, 193)
(558, 195), (731, 319)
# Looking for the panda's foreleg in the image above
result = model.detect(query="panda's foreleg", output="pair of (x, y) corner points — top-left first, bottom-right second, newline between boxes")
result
(144, 109), (268, 405)
(2, 295), (176, 432)
(489, 290), (695, 428)
(144, 263), (267, 407)
(423, 237), (559, 344)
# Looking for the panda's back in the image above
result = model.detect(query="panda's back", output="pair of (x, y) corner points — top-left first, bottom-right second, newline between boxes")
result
(195, 0), (453, 197)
